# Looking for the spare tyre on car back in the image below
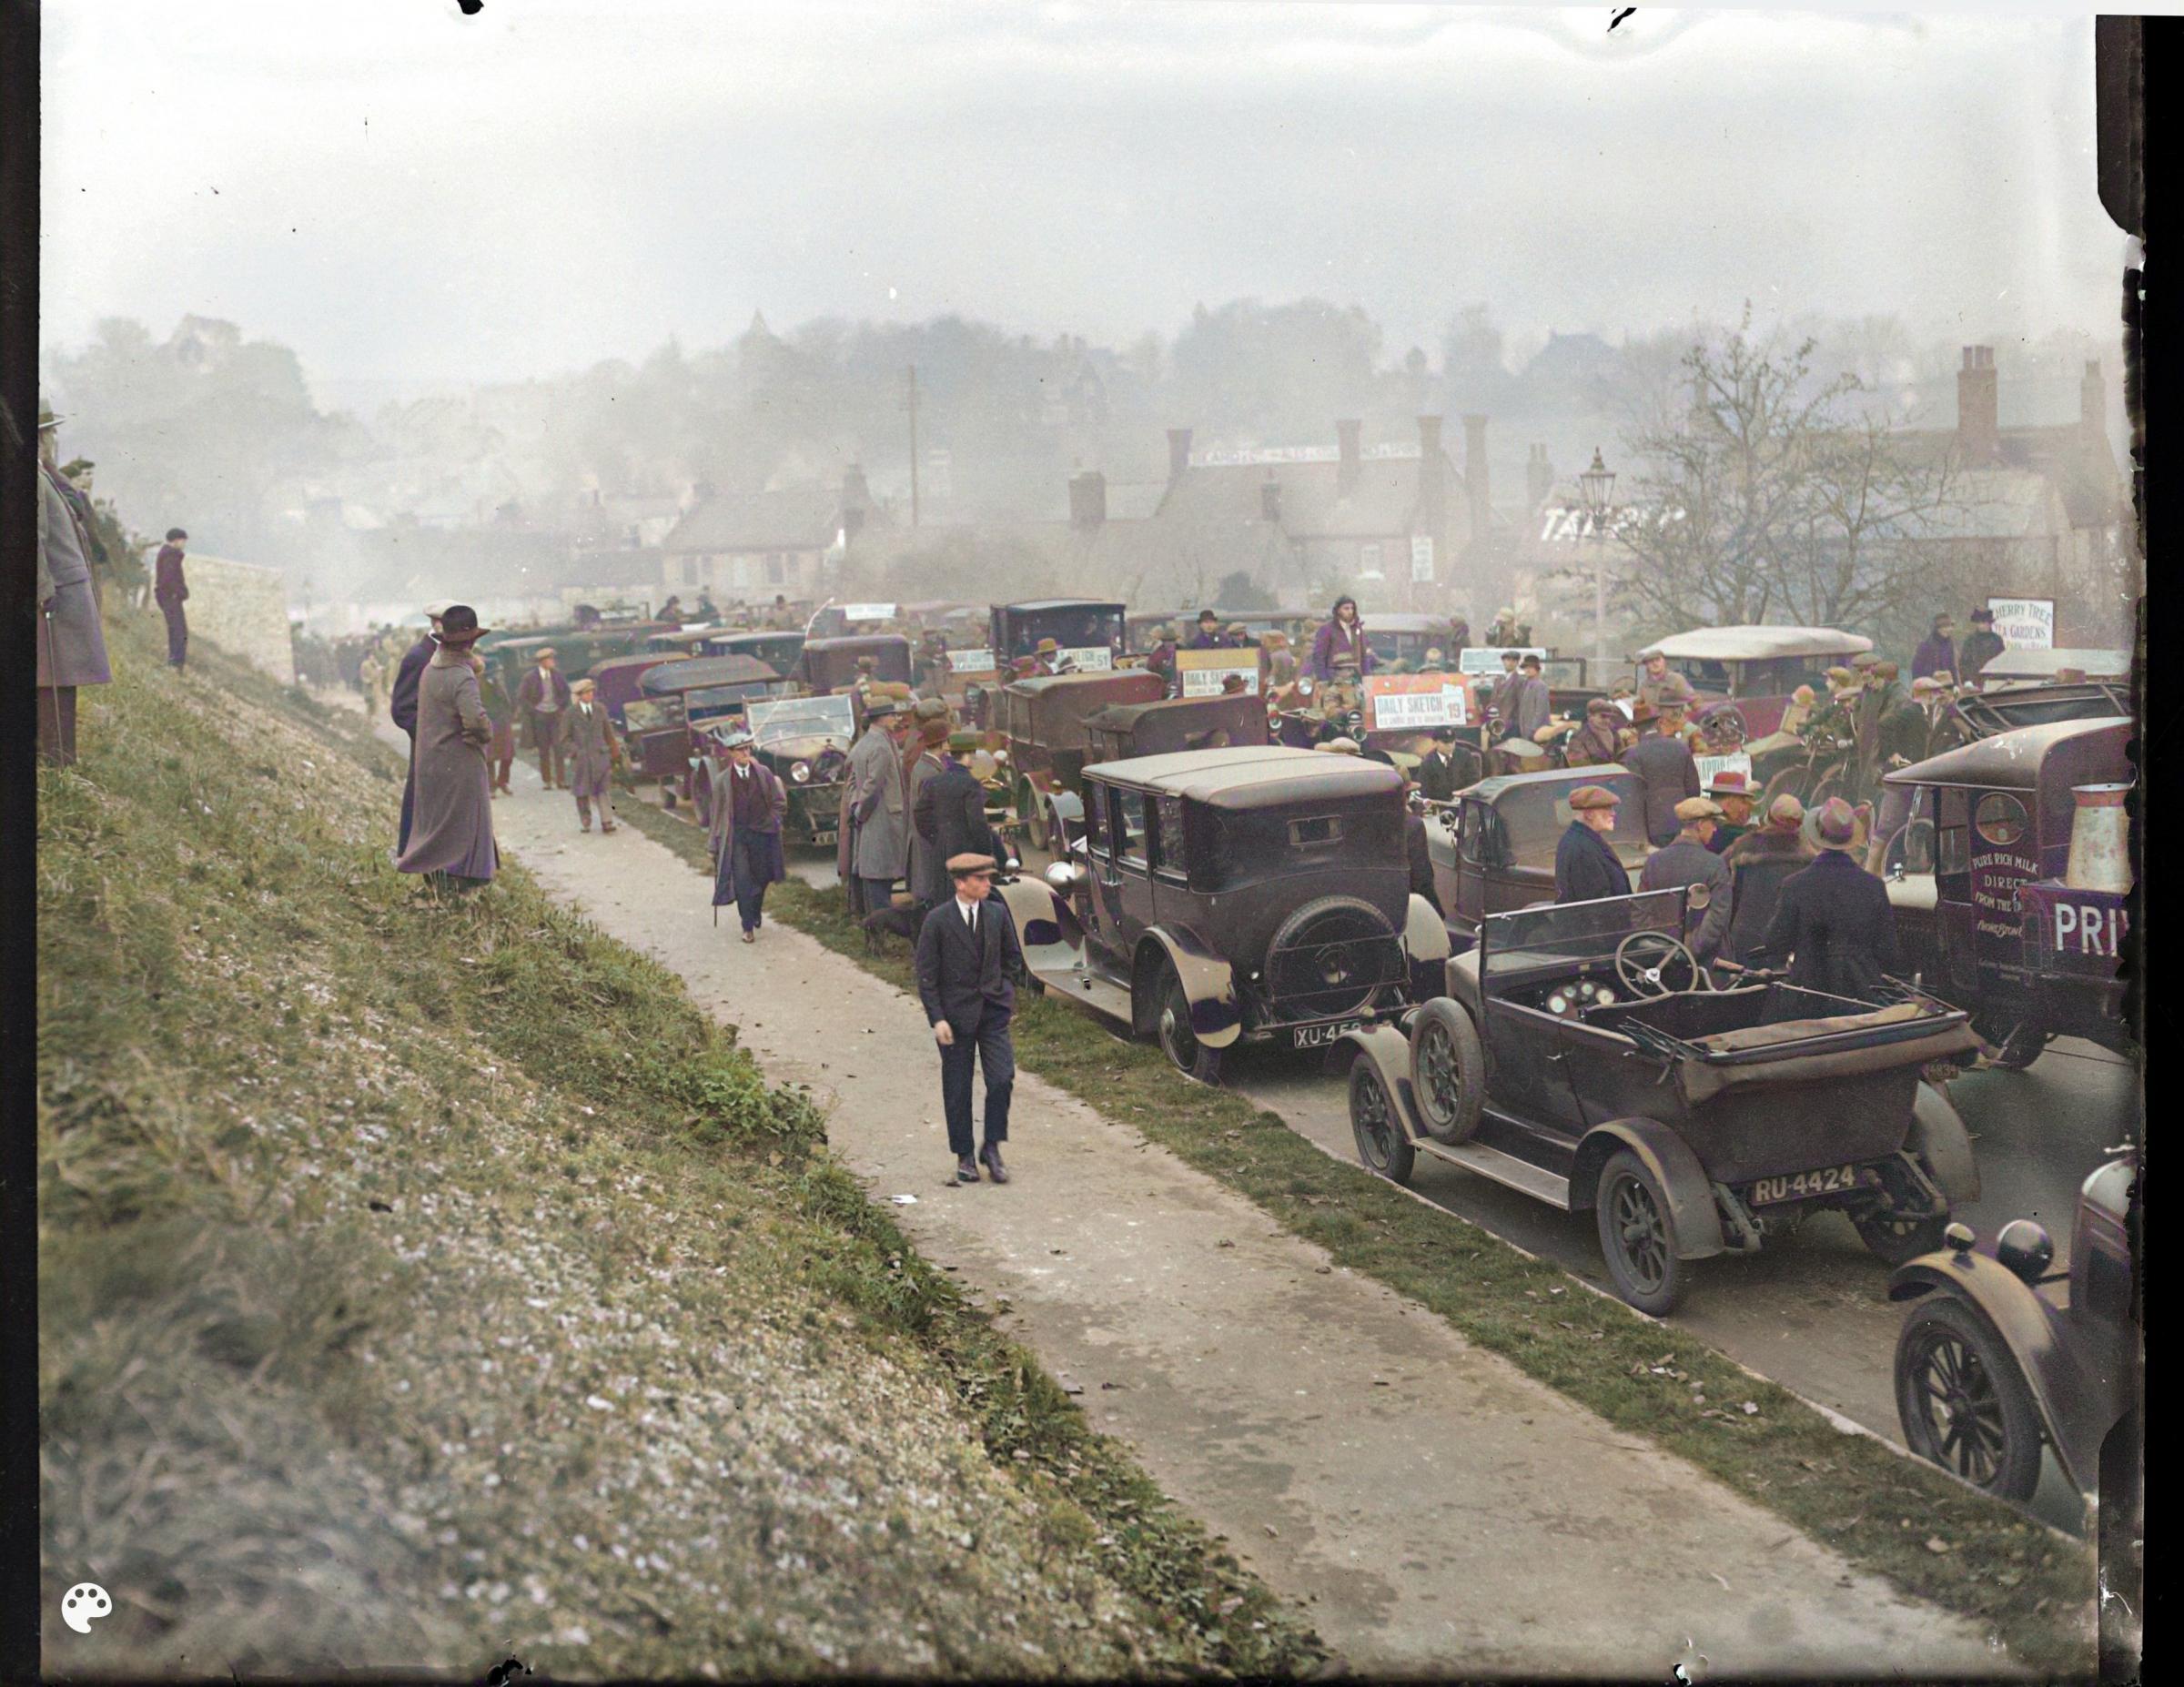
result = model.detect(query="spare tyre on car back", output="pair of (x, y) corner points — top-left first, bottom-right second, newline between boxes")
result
(1264, 894), (1400, 1022)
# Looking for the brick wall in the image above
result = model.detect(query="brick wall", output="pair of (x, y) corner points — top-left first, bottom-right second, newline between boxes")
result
(181, 554), (297, 686)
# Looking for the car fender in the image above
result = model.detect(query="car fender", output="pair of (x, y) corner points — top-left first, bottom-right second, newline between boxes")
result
(1888, 1253), (2103, 1489)
(1907, 1082), (1980, 1205)
(1133, 926), (1241, 1047)
(1403, 893), (1452, 964)
(1044, 787), (1085, 849)
(1572, 1118), (1727, 1260)
(1335, 1025), (1423, 1138)
(997, 876), (1086, 958)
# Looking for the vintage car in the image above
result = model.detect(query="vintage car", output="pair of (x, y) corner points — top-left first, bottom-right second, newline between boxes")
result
(1339, 890), (1983, 1312)
(1358, 611), (1459, 672)
(627, 653), (792, 801)
(794, 632), (915, 696)
(1126, 608), (1318, 654)
(992, 670), (1168, 848)
(990, 599), (1127, 672)
(1881, 714), (2134, 1066)
(709, 628), (809, 675)
(485, 625), (664, 693)
(999, 746), (1451, 1082)
(1972, 646), (2131, 687)
(724, 691), (860, 849)
(1645, 626), (1874, 748)
(1890, 1153), (2138, 1507)
(582, 652), (686, 729)
(1423, 767), (1647, 944)
(1083, 693), (1270, 766)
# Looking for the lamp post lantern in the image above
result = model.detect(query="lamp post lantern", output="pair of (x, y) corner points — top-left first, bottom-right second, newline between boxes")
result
(1578, 447), (1616, 672)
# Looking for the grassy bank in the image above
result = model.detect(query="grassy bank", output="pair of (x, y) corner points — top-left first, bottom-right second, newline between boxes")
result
(620, 797), (2094, 1671)
(36, 611), (1322, 1678)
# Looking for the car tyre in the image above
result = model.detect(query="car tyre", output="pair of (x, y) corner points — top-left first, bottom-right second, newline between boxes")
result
(1024, 783), (1051, 852)
(1972, 1014), (2050, 1071)
(1349, 1056), (1414, 1186)
(1895, 1296), (2044, 1502)
(1408, 998), (1485, 1145)
(1155, 963), (1223, 1085)
(1594, 1148), (1688, 1316)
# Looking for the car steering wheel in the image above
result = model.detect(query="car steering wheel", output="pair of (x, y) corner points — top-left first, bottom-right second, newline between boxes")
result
(1615, 930), (1704, 997)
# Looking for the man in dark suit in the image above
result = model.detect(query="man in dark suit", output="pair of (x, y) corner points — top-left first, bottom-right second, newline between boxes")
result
(915, 854), (1021, 1186)
(912, 738), (998, 908)
(1622, 702), (1700, 846)
(1555, 784), (1631, 904)
(154, 527), (190, 667)
(1758, 798), (1902, 1004)
(1417, 728), (1461, 803)
(1402, 789), (1443, 916)
(389, 601), (450, 856)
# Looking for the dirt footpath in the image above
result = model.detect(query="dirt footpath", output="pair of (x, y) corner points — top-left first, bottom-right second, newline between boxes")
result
(480, 766), (2011, 1677)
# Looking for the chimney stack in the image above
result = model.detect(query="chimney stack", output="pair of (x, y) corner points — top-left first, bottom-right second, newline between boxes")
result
(1336, 419), (1362, 497)
(1418, 414), (1446, 524)
(1167, 428), (1194, 482)
(2080, 359), (2108, 442)
(1259, 474), (1283, 523)
(1956, 346), (1999, 458)
(1461, 415), (1491, 561)
(1526, 444), (1554, 510)
(841, 463), (872, 537)
(1068, 470), (1108, 530)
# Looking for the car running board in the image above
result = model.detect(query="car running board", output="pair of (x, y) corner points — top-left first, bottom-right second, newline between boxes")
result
(1051, 965), (1136, 1029)
(1413, 1136), (1574, 1211)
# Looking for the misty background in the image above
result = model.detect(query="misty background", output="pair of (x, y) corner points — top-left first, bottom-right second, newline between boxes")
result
(38, 2), (2136, 652)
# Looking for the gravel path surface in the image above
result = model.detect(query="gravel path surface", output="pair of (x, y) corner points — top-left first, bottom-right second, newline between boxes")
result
(482, 760), (2018, 1678)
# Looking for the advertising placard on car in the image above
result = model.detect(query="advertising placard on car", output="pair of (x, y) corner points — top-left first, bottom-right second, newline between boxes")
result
(1695, 752), (1754, 787)
(843, 601), (895, 622)
(1060, 645), (1115, 672)
(1365, 674), (1470, 730)
(1987, 597), (2056, 650)
(1458, 646), (1548, 675)
(1177, 648), (1261, 695)
(945, 647), (998, 676)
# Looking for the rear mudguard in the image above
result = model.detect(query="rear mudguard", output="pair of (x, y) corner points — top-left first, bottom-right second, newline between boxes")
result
(1907, 1082), (1980, 1205)
(1404, 893), (1452, 965)
(1045, 787), (1085, 850)
(1571, 1118), (1728, 1260)
(1335, 1025), (1423, 1136)
(1133, 925), (1240, 1047)
(1888, 1252), (2123, 1492)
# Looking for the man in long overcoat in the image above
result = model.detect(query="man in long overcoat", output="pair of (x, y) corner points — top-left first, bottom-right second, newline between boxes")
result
(709, 729), (788, 942)
(1759, 797), (1902, 1004)
(904, 714), (953, 920)
(845, 702), (912, 921)
(1508, 653), (1552, 742)
(557, 675), (623, 833)
(1622, 702), (1701, 846)
(1555, 785), (1630, 904)
(35, 412), (113, 766)
(516, 648), (572, 788)
(394, 606), (499, 889)
(914, 738), (998, 908)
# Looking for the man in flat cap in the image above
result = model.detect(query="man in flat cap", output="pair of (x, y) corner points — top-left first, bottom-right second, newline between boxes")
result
(517, 645), (573, 790)
(558, 674), (624, 833)
(1640, 795), (1734, 962)
(709, 728), (788, 942)
(1759, 797), (1902, 1003)
(1635, 647), (1697, 711)
(153, 526), (191, 668)
(1556, 784), (1631, 905)
(390, 601), (452, 854)
(1622, 700), (1700, 846)
(915, 853), (1022, 1187)
(1416, 726), (1462, 803)
(1564, 697), (1626, 769)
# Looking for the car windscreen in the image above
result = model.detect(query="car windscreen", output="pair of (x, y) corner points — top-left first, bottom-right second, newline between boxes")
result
(1191, 795), (1403, 891)
(1670, 658), (1733, 690)
(1482, 888), (1688, 980)
(1497, 774), (1648, 866)
(746, 693), (854, 745)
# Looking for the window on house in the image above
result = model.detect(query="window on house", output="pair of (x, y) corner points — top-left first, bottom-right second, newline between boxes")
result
(1359, 543), (1384, 580)
(766, 554), (786, 586)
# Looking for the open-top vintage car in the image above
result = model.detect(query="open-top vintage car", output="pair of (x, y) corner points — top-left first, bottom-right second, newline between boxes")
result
(1339, 889), (1983, 1312)
(1881, 714), (2134, 1066)
(990, 599), (1127, 672)
(1890, 1153), (2138, 1510)
(993, 670), (1167, 848)
(1424, 767), (1647, 945)
(706, 691), (862, 848)
(1646, 626), (1874, 749)
(998, 746), (1450, 1082)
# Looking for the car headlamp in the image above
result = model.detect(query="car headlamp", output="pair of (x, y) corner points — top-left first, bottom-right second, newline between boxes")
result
(791, 760), (812, 783)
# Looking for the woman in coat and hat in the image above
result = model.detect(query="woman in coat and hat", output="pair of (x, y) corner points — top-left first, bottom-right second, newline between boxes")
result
(395, 606), (500, 891)
(1758, 797), (1902, 1004)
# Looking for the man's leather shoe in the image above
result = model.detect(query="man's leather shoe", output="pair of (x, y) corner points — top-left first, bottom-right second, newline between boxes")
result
(980, 1145), (1009, 1184)
(956, 1156), (981, 1184)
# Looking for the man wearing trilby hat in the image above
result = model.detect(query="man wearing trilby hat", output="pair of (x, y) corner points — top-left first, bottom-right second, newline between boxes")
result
(1704, 768), (1757, 855)
(914, 851), (1022, 1187)
(1758, 797), (1902, 1003)
(35, 408), (113, 766)
(395, 606), (499, 890)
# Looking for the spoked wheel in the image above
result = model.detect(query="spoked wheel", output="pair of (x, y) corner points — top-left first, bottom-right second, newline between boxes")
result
(1409, 998), (1484, 1145)
(1348, 1057), (1414, 1186)
(1972, 1015), (2051, 1071)
(1895, 1298), (2044, 1501)
(1594, 1148), (1688, 1316)
(1155, 964), (1223, 1085)
(1025, 790), (1052, 853)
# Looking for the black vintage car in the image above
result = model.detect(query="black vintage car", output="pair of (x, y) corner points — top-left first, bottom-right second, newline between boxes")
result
(992, 670), (1168, 850)
(1425, 767), (1648, 945)
(1889, 1154), (2138, 1510)
(739, 691), (860, 849)
(1339, 891), (1983, 1313)
(997, 746), (1451, 1082)
(990, 599), (1127, 672)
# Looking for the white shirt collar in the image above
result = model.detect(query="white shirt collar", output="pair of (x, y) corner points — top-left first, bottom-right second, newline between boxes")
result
(956, 895), (980, 923)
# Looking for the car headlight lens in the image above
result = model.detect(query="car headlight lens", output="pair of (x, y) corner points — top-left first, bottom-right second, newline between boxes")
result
(791, 760), (812, 783)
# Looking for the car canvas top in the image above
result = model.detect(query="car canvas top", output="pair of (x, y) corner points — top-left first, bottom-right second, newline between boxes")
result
(1649, 626), (1874, 662)
(1084, 744), (1402, 808)
(1976, 646), (2131, 682)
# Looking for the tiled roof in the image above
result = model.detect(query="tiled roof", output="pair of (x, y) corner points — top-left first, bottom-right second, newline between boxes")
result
(663, 486), (848, 553)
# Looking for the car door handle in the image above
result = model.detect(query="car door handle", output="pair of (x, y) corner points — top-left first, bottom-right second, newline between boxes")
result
(1545, 1050), (1567, 1063)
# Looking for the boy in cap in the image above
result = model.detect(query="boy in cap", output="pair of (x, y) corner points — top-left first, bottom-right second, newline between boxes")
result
(1639, 796), (1733, 961)
(914, 854), (1021, 1186)
(558, 675), (623, 833)
(1704, 769), (1756, 854)
(1555, 784), (1630, 905)
(1759, 797), (1902, 1002)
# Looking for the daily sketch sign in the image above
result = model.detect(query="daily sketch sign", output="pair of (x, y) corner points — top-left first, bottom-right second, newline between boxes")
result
(1366, 675), (1470, 731)
(1177, 648), (1260, 695)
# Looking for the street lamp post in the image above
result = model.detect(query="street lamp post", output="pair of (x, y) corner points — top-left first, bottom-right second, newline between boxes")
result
(1578, 447), (1616, 674)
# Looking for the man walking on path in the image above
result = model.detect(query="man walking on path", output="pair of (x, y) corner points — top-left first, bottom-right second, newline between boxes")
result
(845, 700), (912, 928)
(517, 647), (572, 788)
(35, 409), (114, 766)
(558, 676), (622, 833)
(394, 605), (499, 892)
(390, 601), (450, 856)
(153, 527), (190, 668)
(915, 853), (1020, 1187)
(709, 728), (787, 942)
(1623, 702), (1700, 846)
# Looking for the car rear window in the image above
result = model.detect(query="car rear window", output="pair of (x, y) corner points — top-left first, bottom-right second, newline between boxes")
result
(1193, 797), (1402, 889)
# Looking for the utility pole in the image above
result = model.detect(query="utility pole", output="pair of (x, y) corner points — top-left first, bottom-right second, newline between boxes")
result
(905, 364), (921, 528)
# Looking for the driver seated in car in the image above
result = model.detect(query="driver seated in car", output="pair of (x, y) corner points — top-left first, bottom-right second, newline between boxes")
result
(1638, 796), (1734, 963)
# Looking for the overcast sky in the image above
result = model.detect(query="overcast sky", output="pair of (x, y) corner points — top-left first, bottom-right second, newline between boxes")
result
(41, 2), (2129, 405)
